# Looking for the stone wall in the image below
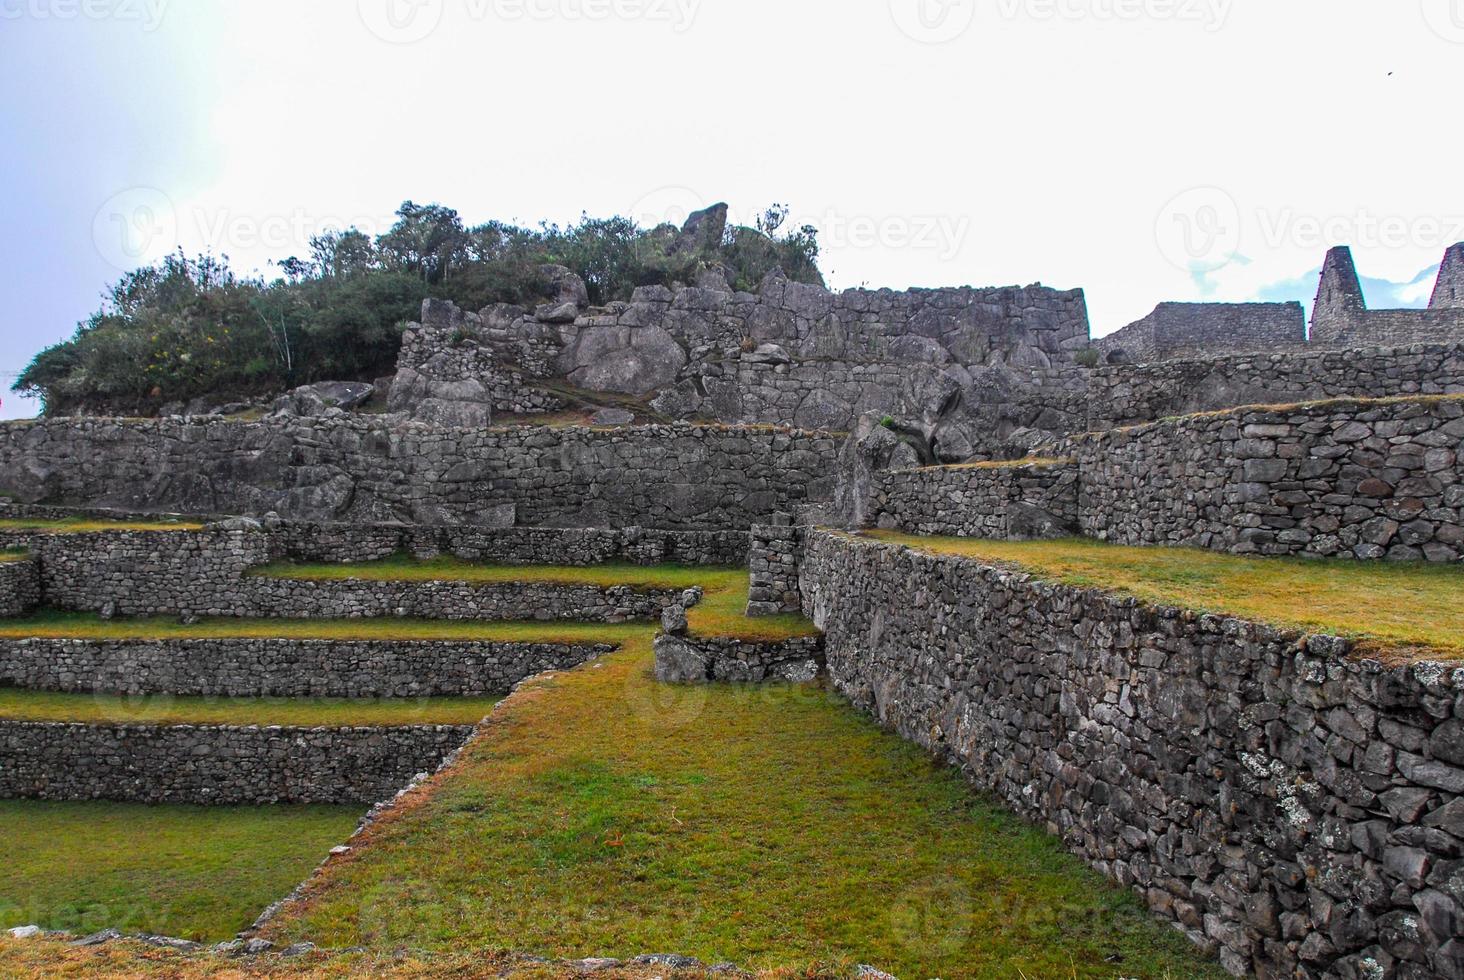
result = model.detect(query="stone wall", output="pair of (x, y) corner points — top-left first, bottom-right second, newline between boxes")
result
(1084, 343), (1464, 430)
(14, 529), (683, 620)
(799, 530), (1464, 978)
(0, 722), (474, 805)
(872, 460), (1079, 539)
(0, 417), (839, 529)
(0, 637), (616, 698)
(1094, 302), (1306, 362)
(1059, 396), (1464, 561)
(0, 557), (39, 617)
(1312, 245), (1464, 350)
(746, 517), (804, 616)
(652, 632), (824, 684)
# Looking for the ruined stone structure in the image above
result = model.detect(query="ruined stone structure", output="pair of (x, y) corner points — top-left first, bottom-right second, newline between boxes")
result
(1312, 246), (1464, 349)
(1094, 301), (1306, 362)
(0, 556), (40, 617)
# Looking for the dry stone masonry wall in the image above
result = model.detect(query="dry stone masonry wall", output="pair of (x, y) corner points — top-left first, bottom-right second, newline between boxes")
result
(799, 530), (1464, 979)
(0, 637), (616, 699)
(0, 557), (40, 617)
(872, 460), (1079, 539)
(0, 418), (840, 529)
(746, 517), (804, 616)
(1059, 396), (1464, 561)
(0, 722), (474, 805)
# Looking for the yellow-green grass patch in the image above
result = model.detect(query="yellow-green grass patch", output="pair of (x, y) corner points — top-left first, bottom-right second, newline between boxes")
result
(260, 634), (1221, 978)
(898, 456), (1073, 473)
(0, 551), (27, 563)
(0, 801), (361, 943)
(0, 609), (645, 645)
(0, 517), (203, 533)
(867, 531), (1464, 661)
(0, 689), (502, 727)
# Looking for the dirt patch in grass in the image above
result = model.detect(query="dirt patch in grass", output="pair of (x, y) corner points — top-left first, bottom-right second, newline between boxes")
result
(255, 635), (1221, 978)
(867, 531), (1464, 661)
(0, 689), (502, 727)
(0, 802), (360, 942)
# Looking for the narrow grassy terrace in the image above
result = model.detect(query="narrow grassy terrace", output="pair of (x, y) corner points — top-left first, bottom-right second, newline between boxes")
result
(0, 690), (502, 727)
(0, 517), (203, 533)
(256, 627), (1221, 978)
(0, 801), (361, 943)
(867, 531), (1464, 661)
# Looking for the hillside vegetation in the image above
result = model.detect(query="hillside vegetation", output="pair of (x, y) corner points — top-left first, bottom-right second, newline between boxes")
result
(15, 202), (822, 417)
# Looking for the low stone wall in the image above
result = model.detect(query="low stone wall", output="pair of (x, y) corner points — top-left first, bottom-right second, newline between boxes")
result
(872, 460), (1079, 539)
(800, 530), (1464, 978)
(0, 722), (474, 805)
(8, 528), (699, 620)
(0, 417), (840, 530)
(746, 517), (804, 616)
(1061, 396), (1464, 561)
(653, 632), (824, 684)
(0, 558), (39, 617)
(0, 637), (616, 698)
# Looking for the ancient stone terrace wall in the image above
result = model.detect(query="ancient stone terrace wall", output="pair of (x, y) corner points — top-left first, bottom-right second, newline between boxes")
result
(0, 722), (472, 805)
(0, 638), (616, 698)
(872, 460), (1079, 539)
(1084, 343), (1464, 430)
(1060, 396), (1464, 561)
(799, 530), (1464, 979)
(652, 633), (824, 685)
(15, 530), (684, 620)
(0, 557), (39, 617)
(1094, 301), (1306, 362)
(0, 417), (839, 529)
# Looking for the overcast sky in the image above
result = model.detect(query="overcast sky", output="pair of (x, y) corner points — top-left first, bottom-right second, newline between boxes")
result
(2, 0), (1462, 418)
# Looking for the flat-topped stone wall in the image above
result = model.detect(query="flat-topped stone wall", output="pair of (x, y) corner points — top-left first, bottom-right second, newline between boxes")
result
(1060, 396), (1464, 561)
(3, 526), (711, 621)
(799, 530), (1464, 979)
(0, 722), (473, 805)
(0, 637), (616, 698)
(652, 633), (825, 684)
(0, 417), (840, 530)
(0, 557), (39, 617)
(872, 460), (1078, 539)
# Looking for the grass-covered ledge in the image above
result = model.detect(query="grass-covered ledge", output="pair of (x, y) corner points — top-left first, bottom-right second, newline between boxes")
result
(0, 690), (502, 727)
(0, 517), (203, 533)
(0, 801), (361, 943)
(866, 531), (1464, 661)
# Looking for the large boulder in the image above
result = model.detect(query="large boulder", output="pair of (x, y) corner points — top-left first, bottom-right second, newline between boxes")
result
(668, 204), (728, 258)
(270, 381), (374, 418)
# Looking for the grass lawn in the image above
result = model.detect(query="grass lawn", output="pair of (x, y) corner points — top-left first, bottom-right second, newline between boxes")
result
(868, 531), (1464, 661)
(258, 632), (1222, 979)
(0, 551), (26, 562)
(0, 801), (361, 942)
(0, 689), (502, 727)
(0, 518), (203, 533)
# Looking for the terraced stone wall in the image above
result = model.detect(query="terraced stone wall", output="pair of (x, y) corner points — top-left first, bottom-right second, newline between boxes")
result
(21, 530), (682, 620)
(799, 530), (1464, 979)
(0, 637), (616, 698)
(0, 418), (840, 530)
(872, 460), (1078, 539)
(1060, 396), (1464, 561)
(0, 557), (39, 617)
(746, 518), (804, 615)
(0, 723), (473, 805)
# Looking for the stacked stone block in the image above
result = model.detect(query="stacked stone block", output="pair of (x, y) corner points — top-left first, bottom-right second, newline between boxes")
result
(0, 722), (473, 805)
(872, 460), (1078, 539)
(746, 515), (804, 615)
(0, 556), (40, 616)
